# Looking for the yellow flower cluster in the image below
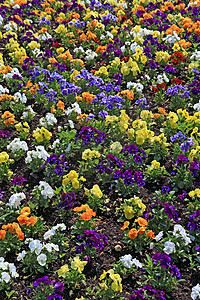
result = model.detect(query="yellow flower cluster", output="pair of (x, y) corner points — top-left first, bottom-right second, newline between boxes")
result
(15, 122), (29, 133)
(32, 127), (52, 142)
(95, 66), (109, 76)
(147, 160), (165, 172)
(122, 196), (146, 219)
(62, 170), (86, 189)
(155, 51), (170, 63)
(127, 119), (154, 145)
(27, 41), (40, 50)
(0, 152), (9, 163)
(189, 189), (200, 198)
(55, 24), (67, 34)
(121, 57), (141, 76)
(140, 110), (154, 121)
(100, 269), (122, 292)
(82, 149), (100, 160)
(90, 184), (103, 198)
(118, 110), (130, 132)
(167, 112), (178, 129)
(151, 133), (169, 149)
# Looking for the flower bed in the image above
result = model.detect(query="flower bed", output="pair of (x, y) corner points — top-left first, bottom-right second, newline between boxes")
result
(0, 0), (200, 299)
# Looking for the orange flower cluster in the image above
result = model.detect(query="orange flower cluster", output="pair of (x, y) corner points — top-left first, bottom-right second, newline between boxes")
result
(73, 204), (96, 221)
(17, 207), (38, 227)
(82, 91), (96, 103)
(1, 111), (15, 126)
(0, 94), (14, 102)
(0, 207), (37, 241)
(121, 217), (155, 240)
(24, 80), (39, 94)
(180, 17), (200, 35)
(118, 90), (134, 101)
(1, 223), (24, 240)
(0, 65), (12, 75)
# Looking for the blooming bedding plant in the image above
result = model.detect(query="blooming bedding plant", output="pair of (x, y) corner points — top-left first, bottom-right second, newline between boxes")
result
(0, 0), (200, 299)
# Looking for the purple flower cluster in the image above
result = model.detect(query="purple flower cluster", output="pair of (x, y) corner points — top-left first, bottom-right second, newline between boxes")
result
(41, 154), (68, 176)
(129, 284), (166, 300)
(135, 97), (149, 110)
(188, 75), (200, 95)
(12, 177), (28, 186)
(166, 85), (190, 98)
(170, 132), (186, 142)
(180, 138), (195, 152)
(188, 158), (200, 176)
(164, 202), (179, 221)
(76, 230), (108, 254)
(95, 153), (145, 187)
(75, 126), (106, 145)
(187, 210), (200, 231)
(152, 253), (181, 279)
(0, 130), (10, 139)
(91, 92), (124, 111)
(57, 192), (76, 210)
(26, 276), (64, 300)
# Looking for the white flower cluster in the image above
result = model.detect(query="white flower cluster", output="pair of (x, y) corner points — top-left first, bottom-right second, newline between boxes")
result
(7, 138), (28, 153)
(38, 32), (52, 41)
(0, 84), (9, 96)
(127, 81), (144, 94)
(17, 239), (59, 266)
(25, 146), (50, 163)
(74, 46), (85, 54)
(0, 16), (3, 26)
(14, 92), (27, 104)
(21, 105), (36, 119)
(156, 72), (169, 84)
(173, 224), (193, 246)
(130, 27), (153, 38)
(194, 101), (200, 111)
(32, 48), (43, 57)
(8, 192), (26, 208)
(120, 254), (142, 269)
(0, 257), (19, 283)
(39, 113), (57, 127)
(37, 181), (54, 199)
(191, 50), (200, 61)
(44, 223), (66, 240)
(130, 42), (142, 54)
(65, 102), (82, 116)
(191, 284), (200, 300)
(162, 31), (180, 44)
(85, 49), (98, 61)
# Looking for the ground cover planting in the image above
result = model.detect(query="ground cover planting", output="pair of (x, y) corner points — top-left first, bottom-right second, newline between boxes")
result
(0, 0), (200, 299)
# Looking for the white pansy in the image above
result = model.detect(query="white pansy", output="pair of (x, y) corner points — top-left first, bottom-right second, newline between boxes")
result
(38, 181), (54, 199)
(52, 139), (60, 149)
(37, 253), (47, 266)
(29, 240), (43, 255)
(14, 92), (27, 104)
(25, 146), (49, 163)
(0, 272), (11, 283)
(132, 258), (143, 268)
(52, 223), (66, 231)
(163, 241), (176, 254)
(17, 250), (26, 261)
(155, 231), (163, 242)
(43, 229), (55, 240)
(120, 254), (133, 269)
(8, 192), (26, 208)
(191, 284), (200, 300)
(7, 138), (28, 152)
